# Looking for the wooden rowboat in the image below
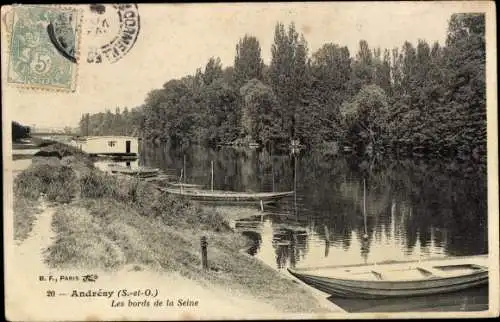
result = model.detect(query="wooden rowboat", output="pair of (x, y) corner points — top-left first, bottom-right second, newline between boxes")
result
(108, 165), (159, 178)
(287, 255), (488, 299)
(158, 187), (294, 204)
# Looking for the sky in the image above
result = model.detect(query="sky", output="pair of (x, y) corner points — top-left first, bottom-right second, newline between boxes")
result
(2, 2), (491, 129)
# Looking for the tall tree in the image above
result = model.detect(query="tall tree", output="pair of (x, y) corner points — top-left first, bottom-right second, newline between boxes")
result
(350, 40), (374, 94)
(234, 35), (264, 88)
(443, 13), (486, 157)
(341, 84), (390, 152)
(373, 48), (392, 95)
(200, 79), (240, 145)
(269, 22), (309, 142)
(309, 43), (352, 142)
(203, 57), (223, 86)
(240, 79), (281, 145)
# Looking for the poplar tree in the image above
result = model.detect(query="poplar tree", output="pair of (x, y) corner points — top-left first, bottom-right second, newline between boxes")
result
(234, 35), (264, 88)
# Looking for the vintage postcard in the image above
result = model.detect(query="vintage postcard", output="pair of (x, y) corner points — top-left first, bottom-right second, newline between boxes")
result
(2, 2), (499, 320)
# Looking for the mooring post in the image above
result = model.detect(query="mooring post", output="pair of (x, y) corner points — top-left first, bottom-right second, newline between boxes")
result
(183, 154), (187, 184)
(272, 160), (275, 192)
(200, 236), (208, 270)
(363, 178), (368, 240)
(211, 160), (214, 191)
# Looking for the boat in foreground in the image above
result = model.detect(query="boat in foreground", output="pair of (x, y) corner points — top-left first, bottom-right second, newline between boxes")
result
(158, 187), (294, 204)
(287, 255), (488, 299)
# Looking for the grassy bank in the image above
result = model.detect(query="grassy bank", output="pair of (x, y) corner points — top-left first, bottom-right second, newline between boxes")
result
(13, 197), (44, 241)
(13, 143), (330, 313)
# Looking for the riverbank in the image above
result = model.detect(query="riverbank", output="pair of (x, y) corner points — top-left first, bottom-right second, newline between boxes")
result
(12, 142), (341, 315)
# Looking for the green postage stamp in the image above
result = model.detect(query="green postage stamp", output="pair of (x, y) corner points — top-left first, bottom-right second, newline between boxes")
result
(7, 5), (81, 91)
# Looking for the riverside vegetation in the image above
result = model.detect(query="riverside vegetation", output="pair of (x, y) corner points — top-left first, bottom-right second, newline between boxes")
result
(13, 143), (329, 313)
(80, 13), (485, 161)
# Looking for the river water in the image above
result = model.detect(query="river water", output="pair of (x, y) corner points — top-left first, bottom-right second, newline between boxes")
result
(136, 143), (488, 312)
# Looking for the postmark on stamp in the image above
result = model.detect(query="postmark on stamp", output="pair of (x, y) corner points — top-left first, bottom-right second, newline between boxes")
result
(7, 6), (81, 91)
(85, 4), (140, 64)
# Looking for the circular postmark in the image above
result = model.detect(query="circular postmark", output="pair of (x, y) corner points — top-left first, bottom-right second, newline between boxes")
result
(47, 10), (78, 63)
(85, 4), (140, 63)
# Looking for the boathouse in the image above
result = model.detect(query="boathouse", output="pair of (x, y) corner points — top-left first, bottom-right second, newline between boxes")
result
(70, 136), (139, 156)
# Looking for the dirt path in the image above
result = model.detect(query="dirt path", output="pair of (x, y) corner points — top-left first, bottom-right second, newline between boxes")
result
(14, 199), (55, 265)
(8, 201), (287, 320)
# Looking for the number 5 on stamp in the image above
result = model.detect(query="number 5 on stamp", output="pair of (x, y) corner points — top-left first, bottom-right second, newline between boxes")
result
(7, 6), (81, 91)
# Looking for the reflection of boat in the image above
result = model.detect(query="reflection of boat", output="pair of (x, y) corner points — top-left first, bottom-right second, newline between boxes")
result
(287, 255), (488, 299)
(158, 187), (294, 205)
(108, 164), (159, 178)
(111, 155), (138, 161)
(97, 154), (138, 161)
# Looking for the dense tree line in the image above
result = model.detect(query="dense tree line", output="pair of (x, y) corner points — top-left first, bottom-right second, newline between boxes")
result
(12, 121), (31, 141)
(79, 107), (143, 137)
(80, 13), (486, 160)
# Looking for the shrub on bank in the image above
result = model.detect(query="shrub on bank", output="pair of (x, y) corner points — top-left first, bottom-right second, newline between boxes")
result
(39, 142), (88, 158)
(14, 164), (78, 203)
(15, 153), (230, 233)
(80, 170), (123, 199)
(149, 192), (230, 232)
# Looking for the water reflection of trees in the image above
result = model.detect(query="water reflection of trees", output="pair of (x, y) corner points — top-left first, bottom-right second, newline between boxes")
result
(273, 228), (308, 269)
(282, 152), (487, 262)
(143, 143), (488, 266)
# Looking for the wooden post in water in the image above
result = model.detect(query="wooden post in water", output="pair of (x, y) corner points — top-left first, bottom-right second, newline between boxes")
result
(179, 168), (184, 194)
(86, 114), (90, 137)
(260, 200), (264, 222)
(324, 224), (330, 258)
(183, 154), (186, 184)
(211, 160), (214, 191)
(363, 179), (368, 239)
(200, 236), (208, 270)
(294, 154), (297, 218)
(271, 159), (275, 192)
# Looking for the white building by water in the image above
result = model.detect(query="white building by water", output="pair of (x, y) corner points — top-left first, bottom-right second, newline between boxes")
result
(70, 136), (139, 156)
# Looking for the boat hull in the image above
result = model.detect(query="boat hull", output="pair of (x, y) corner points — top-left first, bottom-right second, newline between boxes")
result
(109, 166), (160, 178)
(287, 255), (489, 299)
(166, 183), (204, 189)
(288, 270), (488, 299)
(111, 171), (159, 178)
(159, 188), (294, 204)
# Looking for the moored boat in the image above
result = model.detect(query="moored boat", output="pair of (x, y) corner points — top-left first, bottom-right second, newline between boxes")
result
(158, 187), (294, 204)
(287, 255), (488, 299)
(108, 164), (159, 178)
